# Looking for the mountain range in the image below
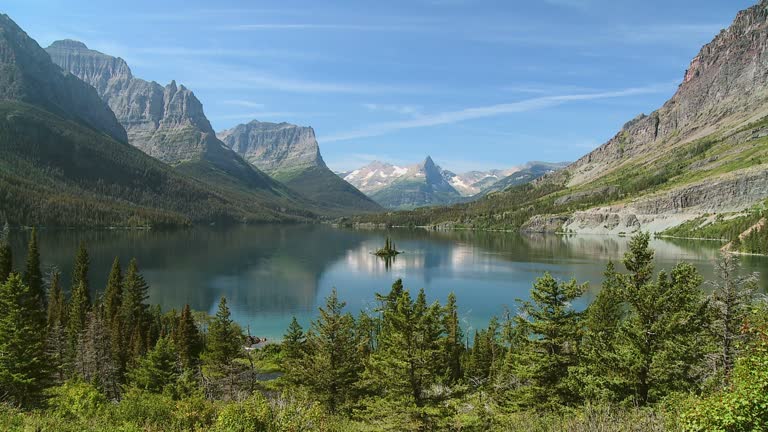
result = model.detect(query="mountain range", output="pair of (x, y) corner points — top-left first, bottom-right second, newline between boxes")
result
(0, 14), (314, 226)
(353, 0), (768, 235)
(342, 158), (567, 209)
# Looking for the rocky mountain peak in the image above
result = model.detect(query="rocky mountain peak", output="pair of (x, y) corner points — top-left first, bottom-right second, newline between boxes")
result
(0, 17), (127, 142)
(46, 41), (224, 163)
(218, 120), (326, 175)
(567, 0), (768, 187)
(48, 39), (88, 50)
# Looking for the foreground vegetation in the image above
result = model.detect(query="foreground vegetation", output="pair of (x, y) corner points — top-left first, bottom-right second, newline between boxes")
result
(0, 226), (766, 431)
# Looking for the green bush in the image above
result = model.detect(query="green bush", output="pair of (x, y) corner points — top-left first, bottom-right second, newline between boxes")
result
(213, 393), (272, 432)
(46, 381), (107, 421)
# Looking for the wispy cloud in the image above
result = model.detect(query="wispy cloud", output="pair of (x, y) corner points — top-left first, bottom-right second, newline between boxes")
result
(321, 83), (675, 142)
(188, 66), (430, 94)
(210, 112), (303, 121)
(362, 103), (423, 117)
(215, 23), (428, 32)
(221, 100), (266, 109)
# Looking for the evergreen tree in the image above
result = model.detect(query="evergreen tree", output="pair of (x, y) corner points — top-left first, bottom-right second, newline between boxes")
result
(298, 289), (361, 413)
(173, 304), (202, 370)
(617, 232), (709, 405)
(283, 316), (305, 362)
(67, 281), (91, 359)
(121, 258), (150, 362)
(0, 222), (11, 283)
(708, 254), (757, 380)
(75, 310), (120, 399)
(129, 337), (181, 396)
(22, 227), (45, 312)
(576, 261), (628, 402)
(103, 257), (123, 325)
(0, 274), (48, 406)
(46, 268), (65, 329)
(45, 268), (67, 384)
(204, 297), (243, 372)
(71, 241), (91, 305)
(442, 292), (464, 383)
(507, 273), (586, 408)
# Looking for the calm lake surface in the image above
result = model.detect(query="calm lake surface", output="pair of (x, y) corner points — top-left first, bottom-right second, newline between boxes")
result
(8, 225), (768, 339)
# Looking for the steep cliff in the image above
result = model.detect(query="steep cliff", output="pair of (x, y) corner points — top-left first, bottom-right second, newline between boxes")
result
(219, 120), (381, 214)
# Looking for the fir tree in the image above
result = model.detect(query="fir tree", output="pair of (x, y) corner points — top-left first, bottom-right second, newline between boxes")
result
(708, 254), (757, 379)
(0, 222), (11, 283)
(442, 292), (464, 383)
(22, 227), (45, 312)
(617, 233), (709, 405)
(67, 281), (91, 358)
(129, 336), (181, 396)
(299, 289), (361, 413)
(283, 316), (305, 362)
(46, 268), (65, 329)
(576, 261), (628, 402)
(173, 304), (202, 370)
(121, 258), (150, 361)
(204, 297), (243, 372)
(103, 257), (123, 325)
(508, 273), (586, 408)
(0, 274), (48, 406)
(72, 242), (90, 304)
(75, 310), (121, 399)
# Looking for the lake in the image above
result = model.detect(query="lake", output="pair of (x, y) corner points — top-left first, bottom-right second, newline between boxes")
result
(7, 225), (768, 340)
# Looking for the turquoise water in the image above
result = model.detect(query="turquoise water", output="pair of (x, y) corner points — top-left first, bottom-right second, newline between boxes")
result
(8, 225), (767, 339)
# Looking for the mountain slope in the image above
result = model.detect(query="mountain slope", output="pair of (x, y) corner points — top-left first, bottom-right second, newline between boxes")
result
(479, 162), (569, 195)
(0, 15), (310, 227)
(352, 1), (768, 233)
(218, 120), (381, 214)
(45, 40), (306, 208)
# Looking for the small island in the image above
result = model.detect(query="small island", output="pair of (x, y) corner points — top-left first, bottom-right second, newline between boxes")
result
(374, 237), (401, 258)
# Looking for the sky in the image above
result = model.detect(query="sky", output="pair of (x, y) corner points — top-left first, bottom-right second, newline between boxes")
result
(4, 0), (757, 173)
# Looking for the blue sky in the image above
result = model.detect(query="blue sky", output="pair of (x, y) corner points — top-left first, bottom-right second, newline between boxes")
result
(4, 0), (756, 172)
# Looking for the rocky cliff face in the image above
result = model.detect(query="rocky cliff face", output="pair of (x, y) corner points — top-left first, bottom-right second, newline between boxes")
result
(567, 1), (768, 187)
(217, 119), (381, 214)
(45, 40), (295, 200)
(0, 19), (126, 142)
(46, 40), (226, 165)
(218, 121), (325, 175)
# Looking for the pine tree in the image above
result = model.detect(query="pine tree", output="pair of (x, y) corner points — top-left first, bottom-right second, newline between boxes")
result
(129, 336), (181, 396)
(283, 316), (305, 362)
(299, 289), (361, 413)
(45, 268), (67, 384)
(708, 254), (757, 380)
(0, 222), (11, 283)
(577, 261), (628, 402)
(22, 227), (45, 312)
(617, 233), (709, 405)
(173, 304), (202, 370)
(75, 310), (121, 399)
(72, 242), (90, 304)
(67, 280), (91, 358)
(0, 274), (48, 406)
(204, 297), (243, 372)
(507, 273), (586, 408)
(103, 258), (123, 325)
(46, 269), (65, 329)
(121, 258), (150, 361)
(442, 292), (464, 383)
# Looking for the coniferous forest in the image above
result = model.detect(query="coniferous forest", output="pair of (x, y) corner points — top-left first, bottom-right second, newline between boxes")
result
(0, 226), (766, 431)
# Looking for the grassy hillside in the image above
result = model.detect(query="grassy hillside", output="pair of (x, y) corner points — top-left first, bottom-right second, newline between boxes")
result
(273, 166), (383, 216)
